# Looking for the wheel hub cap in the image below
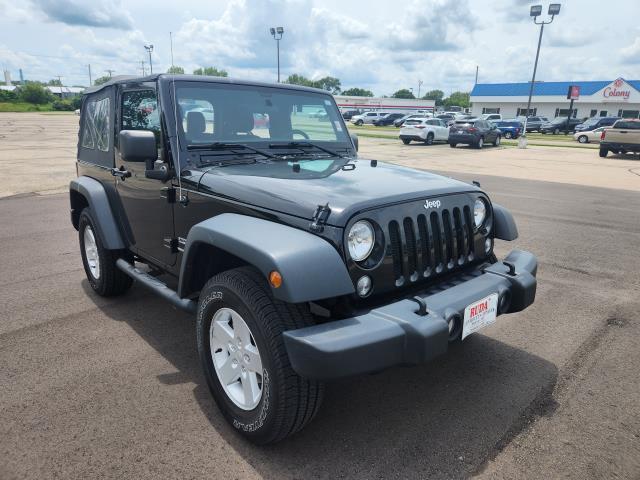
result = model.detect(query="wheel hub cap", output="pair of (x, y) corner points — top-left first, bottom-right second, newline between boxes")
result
(83, 226), (100, 279)
(210, 308), (263, 410)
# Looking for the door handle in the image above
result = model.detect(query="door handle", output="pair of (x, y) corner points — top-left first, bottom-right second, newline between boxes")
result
(111, 166), (131, 178)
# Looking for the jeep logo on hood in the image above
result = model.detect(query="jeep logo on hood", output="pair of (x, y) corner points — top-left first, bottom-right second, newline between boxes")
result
(424, 199), (441, 209)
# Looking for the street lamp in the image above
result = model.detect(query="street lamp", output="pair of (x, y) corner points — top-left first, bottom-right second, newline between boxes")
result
(144, 44), (154, 74)
(270, 27), (284, 82)
(520, 3), (561, 148)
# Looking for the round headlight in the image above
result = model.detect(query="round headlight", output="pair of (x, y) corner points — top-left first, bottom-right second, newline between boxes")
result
(348, 220), (375, 262)
(474, 199), (487, 228)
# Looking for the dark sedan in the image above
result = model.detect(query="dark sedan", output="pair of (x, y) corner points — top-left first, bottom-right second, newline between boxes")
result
(448, 119), (501, 148)
(373, 112), (405, 126)
(540, 117), (583, 134)
(495, 120), (524, 139)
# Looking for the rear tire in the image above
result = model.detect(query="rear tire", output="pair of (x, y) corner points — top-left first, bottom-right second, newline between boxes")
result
(78, 208), (132, 297)
(554, 128), (560, 135)
(402, 138), (411, 145)
(599, 147), (608, 158)
(425, 133), (434, 145)
(196, 267), (324, 444)
(476, 137), (484, 149)
(504, 132), (512, 139)
(493, 135), (501, 147)
(449, 143), (457, 148)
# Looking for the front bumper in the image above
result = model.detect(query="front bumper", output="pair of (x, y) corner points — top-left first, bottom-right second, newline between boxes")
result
(283, 250), (537, 380)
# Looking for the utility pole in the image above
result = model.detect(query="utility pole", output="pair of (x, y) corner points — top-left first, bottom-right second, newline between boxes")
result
(56, 75), (63, 96)
(140, 60), (146, 76)
(417, 79), (423, 98)
(170, 32), (174, 67)
(144, 44), (154, 74)
(475, 65), (479, 85)
(87, 64), (92, 86)
(105, 69), (115, 78)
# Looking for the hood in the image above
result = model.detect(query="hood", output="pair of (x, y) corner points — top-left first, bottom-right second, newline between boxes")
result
(192, 157), (479, 227)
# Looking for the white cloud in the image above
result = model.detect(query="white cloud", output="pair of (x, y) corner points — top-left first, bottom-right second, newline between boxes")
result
(620, 36), (640, 64)
(30, 0), (134, 30)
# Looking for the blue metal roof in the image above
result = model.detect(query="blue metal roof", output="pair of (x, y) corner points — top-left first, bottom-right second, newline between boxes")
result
(471, 79), (640, 97)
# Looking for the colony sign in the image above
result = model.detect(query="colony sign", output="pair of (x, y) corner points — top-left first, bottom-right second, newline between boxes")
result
(603, 78), (631, 101)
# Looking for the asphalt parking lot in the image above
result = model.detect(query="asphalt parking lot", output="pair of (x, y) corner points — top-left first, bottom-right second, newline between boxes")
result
(1, 112), (639, 479)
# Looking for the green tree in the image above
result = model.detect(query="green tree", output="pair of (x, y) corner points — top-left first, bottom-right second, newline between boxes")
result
(341, 87), (374, 97)
(167, 65), (185, 74)
(422, 89), (444, 106)
(285, 74), (315, 87)
(93, 76), (111, 86)
(443, 91), (470, 108)
(193, 66), (228, 77)
(19, 83), (52, 104)
(47, 78), (62, 86)
(313, 76), (341, 94)
(392, 89), (415, 99)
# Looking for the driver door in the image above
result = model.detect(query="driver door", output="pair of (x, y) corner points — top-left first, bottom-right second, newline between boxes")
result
(115, 86), (176, 267)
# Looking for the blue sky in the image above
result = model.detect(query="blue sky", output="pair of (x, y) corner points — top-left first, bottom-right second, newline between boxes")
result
(1, 0), (639, 95)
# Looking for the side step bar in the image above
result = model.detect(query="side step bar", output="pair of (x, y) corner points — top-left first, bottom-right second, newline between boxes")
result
(116, 259), (197, 314)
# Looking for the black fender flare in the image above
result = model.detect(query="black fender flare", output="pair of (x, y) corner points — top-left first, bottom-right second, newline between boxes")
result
(492, 204), (519, 241)
(69, 177), (125, 249)
(177, 213), (355, 303)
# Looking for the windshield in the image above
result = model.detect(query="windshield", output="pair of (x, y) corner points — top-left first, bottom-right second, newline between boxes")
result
(582, 117), (599, 125)
(550, 118), (566, 124)
(174, 82), (350, 149)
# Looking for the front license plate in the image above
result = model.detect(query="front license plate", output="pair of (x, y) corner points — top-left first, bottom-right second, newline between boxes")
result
(462, 293), (498, 340)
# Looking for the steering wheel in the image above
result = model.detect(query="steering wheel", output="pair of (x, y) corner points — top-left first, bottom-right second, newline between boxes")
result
(291, 129), (309, 140)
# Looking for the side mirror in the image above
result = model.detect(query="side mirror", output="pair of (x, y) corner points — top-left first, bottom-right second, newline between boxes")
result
(350, 133), (358, 152)
(119, 130), (157, 163)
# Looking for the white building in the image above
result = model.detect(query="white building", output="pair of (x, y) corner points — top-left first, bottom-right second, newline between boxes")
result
(470, 78), (640, 120)
(334, 95), (435, 114)
(46, 86), (85, 98)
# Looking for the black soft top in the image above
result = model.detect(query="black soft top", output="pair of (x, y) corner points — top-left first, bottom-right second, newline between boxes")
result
(83, 74), (330, 96)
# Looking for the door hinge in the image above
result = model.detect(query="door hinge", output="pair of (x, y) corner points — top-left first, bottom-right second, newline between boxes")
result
(163, 237), (186, 253)
(160, 187), (176, 204)
(310, 203), (331, 232)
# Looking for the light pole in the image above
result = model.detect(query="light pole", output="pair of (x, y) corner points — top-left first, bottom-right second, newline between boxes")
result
(520, 3), (561, 148)
(270, 27), (284, 82)
(417, 80), (423, 98)
(144, 44), (154, 74)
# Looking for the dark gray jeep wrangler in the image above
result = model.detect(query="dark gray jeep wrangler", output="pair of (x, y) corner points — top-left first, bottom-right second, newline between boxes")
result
(70, 74), (537, 444)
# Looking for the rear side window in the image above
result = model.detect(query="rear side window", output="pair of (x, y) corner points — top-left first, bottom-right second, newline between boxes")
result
(614, 121), (640, 130)
(81, 97), (110, 152)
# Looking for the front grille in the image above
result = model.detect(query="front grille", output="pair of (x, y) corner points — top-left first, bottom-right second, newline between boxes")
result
(388, 205), (475, 287)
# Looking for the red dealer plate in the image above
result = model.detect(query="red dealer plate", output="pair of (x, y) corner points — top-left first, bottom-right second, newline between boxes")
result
(462, 293), (498, 340)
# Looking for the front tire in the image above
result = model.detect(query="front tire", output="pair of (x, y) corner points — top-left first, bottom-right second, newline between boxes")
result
(554, 128), (560, 135)
(196, 267), (324, 444)
(449, 143), (457, 148)
(355, 119), (363, 126)
(504, 132), (512, 139)
(476, 137), (484, 149)
(493, 135), (501, 147)
(78, 208), (132, 297)
(578, 135), (588, 143)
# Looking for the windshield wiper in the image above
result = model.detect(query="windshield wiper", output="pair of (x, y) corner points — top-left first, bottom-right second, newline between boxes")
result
(187, 142), (276, 159)
(269, 141), (344, 158)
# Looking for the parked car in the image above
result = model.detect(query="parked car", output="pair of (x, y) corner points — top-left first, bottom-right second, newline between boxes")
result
(436, 114), (456, 126)
(373, 112), (405, 126)
(573, 126), (607, 144)
(482, 113), (502, 122)
(449, 118), (502, 148)
(599, 119), (640, 157)
(341, 109), (361, 120)
(70, 73), (537, 444)
(394, 114), (424, 127)
(540, 117), (582, 134)
(350, 111), (388, 126)
(399, 118), (450, 145)
(495, 120), (524, 139)
(574, 116), (620, 132)
(519, 116), (549, 132)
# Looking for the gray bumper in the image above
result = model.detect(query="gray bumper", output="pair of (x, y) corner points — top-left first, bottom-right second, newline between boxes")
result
(283, 250), (537, 380)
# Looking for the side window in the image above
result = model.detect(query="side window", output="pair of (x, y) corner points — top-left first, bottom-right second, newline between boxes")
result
(121, 90), (161, 144)
(82, 97), (110, 152)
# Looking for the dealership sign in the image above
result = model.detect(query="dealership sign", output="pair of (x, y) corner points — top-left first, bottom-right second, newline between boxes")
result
(567, 85), (580, 100)
(602, 78), (632, 102)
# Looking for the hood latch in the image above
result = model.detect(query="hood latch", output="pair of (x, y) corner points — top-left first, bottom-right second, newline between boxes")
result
(309, 203), (331, 232)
